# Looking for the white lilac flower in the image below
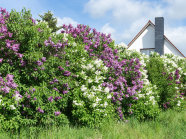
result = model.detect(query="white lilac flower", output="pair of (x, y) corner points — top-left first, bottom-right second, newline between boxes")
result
(88, 78), (93, 83)
(96, 97), (101, 102)
(73, 100), (83, 106)
(87, 63), (93, 70)
(91, 67), (95, 71)
(138, 94), (145, 98)
(87, 94), (94, 99)
(92, 86), (96, 91)
(146, 90), (152, 95)
(177, 101), (181, 106)
(83, 92), (87, 96)
(92, 103), (97, 107)
(72, 42), (77, 47)
(81, 70), (85, 74)
(81, 58), (86, 62)
(94, 76), (99, 83)
(99, 110), (104, 113)
(97, 85), (102, 92)
(75, 82), (79, 86)
(14, 93), (22, 101)
(118, 42), (128, 49)
(103, 66), (108, 71)
(107, 94), (112, 99)
(10, 105), (16, 110)
(104, 102), (108, 107)
(94, 59), (103, 68)
(0, 99), (2, 103)
(143, 79), (149, 85)
(81, 85), (87, 92)
(104, 87), (110, 93)
(149, 96), (155, 101)
(175, 87), (179, 90)
(95, 70), (101, 75)
(84, 76), (88, 80)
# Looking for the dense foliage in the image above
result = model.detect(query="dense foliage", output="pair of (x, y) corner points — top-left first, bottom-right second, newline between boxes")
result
(0, 8), (185, 131)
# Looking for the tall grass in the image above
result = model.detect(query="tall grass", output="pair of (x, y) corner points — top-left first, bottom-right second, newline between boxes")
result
(1, 110), (185, 139)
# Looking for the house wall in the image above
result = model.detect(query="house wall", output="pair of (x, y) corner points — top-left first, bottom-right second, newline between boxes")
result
(164, 39), (183, 57)
(128, 25), (155, 51)
(128, 24), (184, 57)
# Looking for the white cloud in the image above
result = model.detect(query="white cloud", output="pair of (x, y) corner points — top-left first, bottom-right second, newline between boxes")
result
(84, 0), (164, 22)
(100, 23), (116, 39)
(165, 0), (186, 19)
(57, 17), (78, 27)
(84, 0), (114, 17)
(85, 0), (186, 56)
(165, 26), (186, 56)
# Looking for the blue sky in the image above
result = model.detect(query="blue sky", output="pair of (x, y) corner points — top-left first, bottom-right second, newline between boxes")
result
(0, 0), (186, 56)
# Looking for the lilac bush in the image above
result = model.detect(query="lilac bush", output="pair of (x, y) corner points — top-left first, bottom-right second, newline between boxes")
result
(0, 7), (185, 131)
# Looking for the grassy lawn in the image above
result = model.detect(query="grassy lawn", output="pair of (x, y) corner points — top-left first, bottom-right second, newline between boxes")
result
(1, 110), (185, 139)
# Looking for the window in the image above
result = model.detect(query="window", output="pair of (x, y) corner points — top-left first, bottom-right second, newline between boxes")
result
(140, 48), (155, 55)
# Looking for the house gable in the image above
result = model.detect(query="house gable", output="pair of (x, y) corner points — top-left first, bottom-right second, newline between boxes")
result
(128, 20), (185, 57)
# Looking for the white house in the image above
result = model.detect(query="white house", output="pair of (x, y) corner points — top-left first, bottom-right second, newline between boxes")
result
(128, 17), (185, 57)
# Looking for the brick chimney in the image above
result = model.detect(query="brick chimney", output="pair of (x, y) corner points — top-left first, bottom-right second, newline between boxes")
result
(155, 17), (164, 55)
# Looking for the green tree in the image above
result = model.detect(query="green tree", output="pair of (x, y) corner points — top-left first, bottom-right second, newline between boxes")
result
(38, 11), (62, 33)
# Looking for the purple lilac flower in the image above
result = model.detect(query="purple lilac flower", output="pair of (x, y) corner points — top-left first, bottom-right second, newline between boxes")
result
(20, 60), (26, 66)
(53, 78), (58, 83)
(54, 111), (61, 116)
(48, 96), (53, 102)
(55, 96), (62, 101)
(53, 88), (59, 92)
(33, 88), (36, 92)
(163, 104), (168, 109)
(8, 32), (13, 37)
(2, 86), (10, 93)
(58, 66), (64, 71)
(11, 83), (18, 89)
(33, 97), (37, 100)
(0, 58), (3, 63)
(6, 74), (14, 81)
(41, 57), (46, 62)
(27, 94), (31, 99)
(37, 107), (44, 113)
(16, 53), (23, 58)
(38, 28), (42, 32)
(63, 71), (71, 76)
(37, 60), (43, 66)
(63, 90), (68, 94)
(133, 97), (138, 100)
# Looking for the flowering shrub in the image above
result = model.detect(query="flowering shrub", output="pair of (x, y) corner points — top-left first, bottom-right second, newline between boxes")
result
(114, 44), (160, 120)
(146, 52), (185, 109)
(71, 58), (116, 127)
(0, 7), (185, 131)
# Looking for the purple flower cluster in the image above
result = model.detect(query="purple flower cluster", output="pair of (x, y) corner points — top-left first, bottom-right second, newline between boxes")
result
(0, 74), (18, 93)
(0, 8), (24, 63)
(54, 111), (61, 116)
(61, 24), (144, 119)
(175, 69), (180, 80)
(37, 107), (44, 113)
(44, 37), (68, 52)
(63, 71), (71, 76)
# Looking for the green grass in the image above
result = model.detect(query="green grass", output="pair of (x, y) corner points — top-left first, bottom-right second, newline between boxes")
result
(1, 110), (186, 139)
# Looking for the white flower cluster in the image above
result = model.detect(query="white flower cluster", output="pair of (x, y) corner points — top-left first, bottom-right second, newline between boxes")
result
(73, 58), (112, 117)
(63, 33), (68, 41)
(73, 100), (83, 106)
(14, 93), (22, 101)
(0, 96), (16, 110)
